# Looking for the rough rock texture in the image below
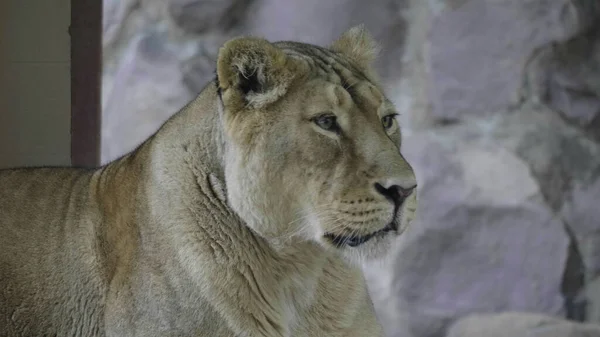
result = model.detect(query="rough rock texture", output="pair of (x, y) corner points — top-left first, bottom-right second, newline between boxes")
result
(584, 278), (600, 323)
(101, 31), (193, 161)
(102, 0), (600, 336)
(447, 312), (600, 337)
(366, 1), (600, 336)
(376, 101), (600, 337)
(523, 21), (600, 142)
(168, 0), (253, 34)
(427, 0), (576, 121)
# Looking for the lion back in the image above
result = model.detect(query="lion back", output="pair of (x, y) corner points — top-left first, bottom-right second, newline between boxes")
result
(0, 168), (106, 337)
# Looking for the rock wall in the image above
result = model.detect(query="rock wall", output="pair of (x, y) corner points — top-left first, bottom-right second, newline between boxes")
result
(446, 312), (600, 337)
(102, 1), (600, 336)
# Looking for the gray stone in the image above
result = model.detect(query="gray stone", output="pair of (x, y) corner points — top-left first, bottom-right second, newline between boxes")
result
(515, 6), (600, 306)
(380, 107), (572, 336)
(371, 101), (600, 336)
(561, 175), (600, 296)
(102, 0), (135, 45)
(427, 0), (576, 121)
(497, 102), (600, 212)
(447, 312), (600, 337)
(168, 0), (253, 34)
(102, 0), (167, 68)
(585, 277), (600, 323)
(522, 22), (600, 141)
(495, 101), (600, 299)
(180, 42), (221, 95)
(101, 30), (193, 163)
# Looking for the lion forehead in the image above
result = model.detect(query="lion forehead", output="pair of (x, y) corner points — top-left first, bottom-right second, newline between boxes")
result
(276, 42), (382, 94)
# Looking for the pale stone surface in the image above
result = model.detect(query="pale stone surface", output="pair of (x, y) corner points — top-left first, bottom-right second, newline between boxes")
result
(427, 0), (576, 121)
(447, 312), (600, 337)
(584, 278), (600, 323)
(522, 22), (600, 142)
(383, 104), (577, 336)
(168, 0), (253, 34)
(101, 31), (193, 161)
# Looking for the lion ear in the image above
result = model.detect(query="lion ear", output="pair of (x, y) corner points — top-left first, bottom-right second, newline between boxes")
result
(330, 25), (380, 67)
(216, 37), (294, 110)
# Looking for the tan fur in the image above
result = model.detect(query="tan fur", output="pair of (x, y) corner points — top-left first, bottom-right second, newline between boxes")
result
(0, 26), (417, 337)
(331, 24), (381, 69)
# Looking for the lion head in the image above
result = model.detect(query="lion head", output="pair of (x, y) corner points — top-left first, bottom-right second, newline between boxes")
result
(216, 26), (417, 262)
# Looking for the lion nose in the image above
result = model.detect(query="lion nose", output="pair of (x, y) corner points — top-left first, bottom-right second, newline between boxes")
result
(374, 182), (416, 208)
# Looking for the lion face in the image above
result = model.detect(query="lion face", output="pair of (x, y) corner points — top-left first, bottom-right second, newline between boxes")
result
(217, 27), (417, 262)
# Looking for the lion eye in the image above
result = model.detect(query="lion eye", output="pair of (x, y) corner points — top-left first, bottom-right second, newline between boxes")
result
(313, 115), (340, 133)
(382, 114), (398, 130)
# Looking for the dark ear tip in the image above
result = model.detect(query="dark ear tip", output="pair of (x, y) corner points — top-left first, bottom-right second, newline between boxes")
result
(238, 70), (262, 95)
(213, 72), (223, 98)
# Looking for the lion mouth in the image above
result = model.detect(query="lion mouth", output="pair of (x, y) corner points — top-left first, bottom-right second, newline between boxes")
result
(324, 221), (397, 248)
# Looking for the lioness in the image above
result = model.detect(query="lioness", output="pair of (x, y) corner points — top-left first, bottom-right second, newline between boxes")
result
(0, 26), (417, 337)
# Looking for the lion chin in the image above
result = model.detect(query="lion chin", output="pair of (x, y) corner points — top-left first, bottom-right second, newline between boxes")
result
(319, 192), (417, 263)
(322, 230), (396, 263)
(318, 218), (409, 263)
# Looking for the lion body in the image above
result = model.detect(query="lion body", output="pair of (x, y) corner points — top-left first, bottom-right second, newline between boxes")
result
(0, 27), (417, 337)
